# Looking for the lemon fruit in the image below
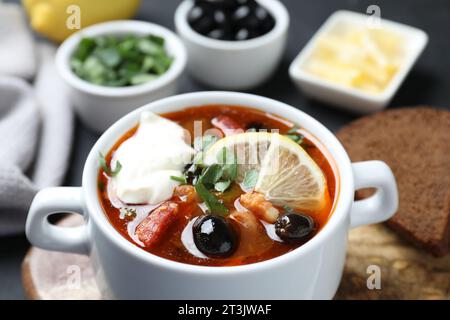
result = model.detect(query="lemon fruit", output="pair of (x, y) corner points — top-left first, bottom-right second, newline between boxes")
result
(204, 132), (329, 212)
(22, 0), (141, 42)
(204, 132), (273, 183)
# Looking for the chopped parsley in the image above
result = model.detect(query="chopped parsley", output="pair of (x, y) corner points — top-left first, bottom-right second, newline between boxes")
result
(194, 181), (228, 215)
(170, 175), (187, 184)
(71, 34), (173, 87)
(120, 207), (137, 221)
(285, 126), (305, 145)
(99, 153), (122, 177)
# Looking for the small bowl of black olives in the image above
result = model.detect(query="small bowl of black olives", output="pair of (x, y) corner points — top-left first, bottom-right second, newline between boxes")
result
(175, 0), (289, 90)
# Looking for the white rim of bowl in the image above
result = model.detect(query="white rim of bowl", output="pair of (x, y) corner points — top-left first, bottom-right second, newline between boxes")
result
(56, 20), (187, 97)
(83, 91), (353, 275)
(175, 0), (290, 50)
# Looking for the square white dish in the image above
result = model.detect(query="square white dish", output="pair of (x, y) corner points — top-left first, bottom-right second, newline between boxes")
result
(289, 10), (429, 113)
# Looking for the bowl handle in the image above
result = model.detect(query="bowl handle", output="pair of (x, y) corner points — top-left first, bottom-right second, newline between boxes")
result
(350, 161), (399, 228)
(26, 187), (90, 255)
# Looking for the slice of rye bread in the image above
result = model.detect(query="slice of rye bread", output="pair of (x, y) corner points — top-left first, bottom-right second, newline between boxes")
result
(336, 107), (450, 257)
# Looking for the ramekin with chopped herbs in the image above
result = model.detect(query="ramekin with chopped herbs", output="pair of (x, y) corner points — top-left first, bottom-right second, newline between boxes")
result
(70, 34), (174, 87)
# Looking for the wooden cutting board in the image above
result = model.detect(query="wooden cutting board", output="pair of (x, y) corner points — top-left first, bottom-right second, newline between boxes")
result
(22, 215), (450, 300)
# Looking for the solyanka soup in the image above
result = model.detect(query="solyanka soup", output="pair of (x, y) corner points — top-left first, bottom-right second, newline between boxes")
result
(98, 105), (337, 266)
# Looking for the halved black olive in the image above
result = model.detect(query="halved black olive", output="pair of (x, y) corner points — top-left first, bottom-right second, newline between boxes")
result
(234, 28), (259, 40)
(208, 28), (227, 40)
(275, 213), (315, 244)
(188, 3), (216, 35)
(193, 215), (237, 258)
(235, 28), (250, 41)
(258, 10), (275, 34)
(232, 5), (251, 24)
(192, 17), (216, 35)
(201, 0), (237, 9)
(255, 6), (269, 21)
(235, 0), (258, 10)
(188, 5), (206, 25)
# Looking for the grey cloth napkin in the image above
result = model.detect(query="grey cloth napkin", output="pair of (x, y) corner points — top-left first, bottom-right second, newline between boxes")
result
(0, 2), (36, 79)
(0, 44), (74, 236)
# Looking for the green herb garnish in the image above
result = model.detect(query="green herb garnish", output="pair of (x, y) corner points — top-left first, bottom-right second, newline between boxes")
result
(170, 175), (187, 184)
(200, 164), (224, 186)
(287, 126), (300, 134)
(283, 205), (295, 213)
(189, 148), (236, 214)
(186, 135), (221, 182)
(285, 134), (302, 142)
(70, 34), (173, 87)
(194, 135), (219, 152)
(99, 153), (122, 177)
(73, 38), (96, 61)
(186, 144), (239, 212)
(216, 147), (238, 181)
(214, 180), (231, 192)
(242, 169), (259, 190)
(194, 181), (229, 215)
(285, 126), (304, 144)
(120, 207), (137, 221)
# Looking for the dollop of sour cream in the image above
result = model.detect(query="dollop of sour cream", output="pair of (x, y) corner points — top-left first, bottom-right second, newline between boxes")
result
(111, 112), (194, 205)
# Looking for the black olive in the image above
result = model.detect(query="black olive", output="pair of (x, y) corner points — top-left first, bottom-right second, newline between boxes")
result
(208, 28), (227, 40)
(190, 0), (275, 40)
(202, 0), (237, 9)
(192, 16), (216, 35)
(255, 6), (269, 20)
(188, 5), (207, 25)
(193, 215), (237, 258)
(275, 213), (315, 244)
(188, 3), (217, 35)
(236, 0), (257, 9)
(245, 14), (261, 31)
(213, 10), (227, 26)
(235, 28), (250, 41)
(232, 5), (251, 23)
(258, 11), (275, 34)
(234, 28), (259, 40)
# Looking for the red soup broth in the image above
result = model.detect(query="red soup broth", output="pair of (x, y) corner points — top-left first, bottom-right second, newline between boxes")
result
(98, 105), (338, 266)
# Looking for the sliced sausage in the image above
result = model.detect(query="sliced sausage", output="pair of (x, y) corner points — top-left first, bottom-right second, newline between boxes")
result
(136, 202), (179, 248)
(211, 115), (245, 136)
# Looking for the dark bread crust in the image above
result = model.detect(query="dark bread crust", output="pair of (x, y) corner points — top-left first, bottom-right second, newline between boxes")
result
(336, 107), (450, 256)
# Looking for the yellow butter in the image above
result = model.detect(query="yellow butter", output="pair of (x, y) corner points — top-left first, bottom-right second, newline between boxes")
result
(304, 24), (405, 94)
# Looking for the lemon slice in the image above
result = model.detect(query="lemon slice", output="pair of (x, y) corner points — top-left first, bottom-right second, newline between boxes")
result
(255, 134), (328, 211)
(204, 132), (328, 212)
(204, 132), (273, 183)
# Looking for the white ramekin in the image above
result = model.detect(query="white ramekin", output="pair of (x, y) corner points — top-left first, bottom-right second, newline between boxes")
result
(175, 0), (289, 90)
(26, 91), (398, 299)
(56, 20), (187, 133)
(289, 10), (428, 114)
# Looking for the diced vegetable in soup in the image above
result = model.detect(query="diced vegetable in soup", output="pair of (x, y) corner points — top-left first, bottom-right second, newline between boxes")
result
(98, 105), (337, 266)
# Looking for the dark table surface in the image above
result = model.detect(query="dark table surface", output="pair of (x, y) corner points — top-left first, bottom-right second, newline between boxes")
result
(1, 0), (450, 300)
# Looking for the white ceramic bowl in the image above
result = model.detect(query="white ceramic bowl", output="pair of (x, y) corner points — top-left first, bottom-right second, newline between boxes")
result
(289, 10), (428, 113)
(26, 91), (398, 299)
(56, 20), (187, 133)
(175, 0), (289, 90)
